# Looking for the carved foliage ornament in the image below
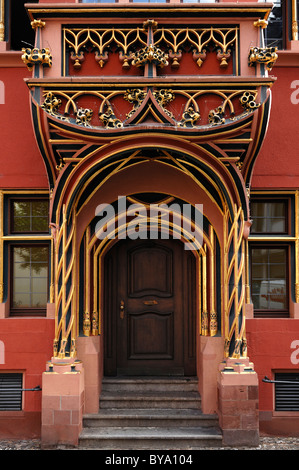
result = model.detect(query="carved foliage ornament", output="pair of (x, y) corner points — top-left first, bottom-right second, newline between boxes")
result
(21, 47), (52, 71)
(248, 46), (278, 71)
(131, 44), (169, 68)
(41, 88), (260, 129)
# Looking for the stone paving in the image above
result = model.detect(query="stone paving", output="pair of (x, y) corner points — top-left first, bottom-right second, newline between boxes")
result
(0, 436), (299, 450)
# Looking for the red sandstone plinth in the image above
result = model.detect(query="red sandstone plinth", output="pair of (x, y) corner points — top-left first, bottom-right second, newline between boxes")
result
(217, 358), (259, 447)
(41, 358), (85, 448)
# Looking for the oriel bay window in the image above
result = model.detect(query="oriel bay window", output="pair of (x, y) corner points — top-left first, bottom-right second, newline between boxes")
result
(250, 196), (291, 318)
(6, 197), (50, 317)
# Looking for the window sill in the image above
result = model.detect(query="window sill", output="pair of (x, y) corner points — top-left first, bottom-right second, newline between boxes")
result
(0, 45), (26, 68)
(253, 313), (289, 319)
(9, 312), (47, 318)
(273, 411), (299, 417)
(276, 49), (299, 67)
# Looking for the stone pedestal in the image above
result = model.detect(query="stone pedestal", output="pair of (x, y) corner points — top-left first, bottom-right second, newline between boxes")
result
(41, 357), (85, 448)
(77, 335), (102, 414)
(217, 358), (259, 447)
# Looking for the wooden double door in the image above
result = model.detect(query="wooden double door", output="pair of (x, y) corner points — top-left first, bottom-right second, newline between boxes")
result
(104, 239), (196, 376)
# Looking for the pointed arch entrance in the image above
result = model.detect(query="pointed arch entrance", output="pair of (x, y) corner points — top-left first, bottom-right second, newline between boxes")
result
(78, 187), (222, 382)
(49, 135), (250, 413)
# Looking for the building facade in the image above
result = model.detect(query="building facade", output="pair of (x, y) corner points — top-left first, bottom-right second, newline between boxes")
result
(0, 0), (299, 448)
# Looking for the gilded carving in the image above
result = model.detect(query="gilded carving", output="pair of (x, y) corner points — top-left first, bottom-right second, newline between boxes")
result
(75, 107), (93, 127)
(208, 106), (225, 125)
(131, 44), (169, 69)
(64, 27), (147, 71)
(42, 91), (62, 116)
(63, 25), (238, 74)
(153, 89), (174, 117)
(240, 91), (260, 113)
(83, 312), (91, 335)
(92, 311), (99, 336)
(21, 47), (52, 71)
(99, 105), (123, 128)
(179, 106), (200, 127)
(124, 88), (147, 118)
(248, 46), (278, 71)
(31, 19), (46, 30)
(209, 311), (218, 336)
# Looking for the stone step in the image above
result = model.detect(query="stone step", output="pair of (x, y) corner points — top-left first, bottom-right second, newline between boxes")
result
(101, 377), (199, 393)
(100, 390), (201, 409)
(83, 408), (218, 428)
(79, 426), (223, 450)
(79, 376), (222, 450)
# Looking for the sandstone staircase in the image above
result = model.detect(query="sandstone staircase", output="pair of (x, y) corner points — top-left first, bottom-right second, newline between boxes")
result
(78, 377), (222, 450)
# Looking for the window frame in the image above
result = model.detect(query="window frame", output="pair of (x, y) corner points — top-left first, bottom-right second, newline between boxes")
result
(250, 197), (289, 235)
(9, 242), (50, 317)
(249, 193), (294, 319)
(9, 198), (50, 235)
(250, 243), (289, 318)
(0, 192), (51, 317)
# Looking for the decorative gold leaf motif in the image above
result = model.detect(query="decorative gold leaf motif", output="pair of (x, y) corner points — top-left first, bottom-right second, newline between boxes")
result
(21, 47), (52, 71)
(248, 46), (278, 71)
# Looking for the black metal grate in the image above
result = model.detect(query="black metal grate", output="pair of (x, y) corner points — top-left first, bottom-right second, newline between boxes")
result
(0, 373), (23, 411)
(275, 373), (299, 411)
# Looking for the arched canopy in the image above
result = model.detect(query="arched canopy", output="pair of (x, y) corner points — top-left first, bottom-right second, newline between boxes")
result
(49, 134), (250, 228)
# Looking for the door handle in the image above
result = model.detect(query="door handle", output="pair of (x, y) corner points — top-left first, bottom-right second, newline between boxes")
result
(120, 300), (125, 319)
(143, 300), (158, 305)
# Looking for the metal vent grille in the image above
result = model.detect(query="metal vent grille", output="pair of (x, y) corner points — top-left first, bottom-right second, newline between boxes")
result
(0, 373), (23, 411)
(275, 373), (299, 411)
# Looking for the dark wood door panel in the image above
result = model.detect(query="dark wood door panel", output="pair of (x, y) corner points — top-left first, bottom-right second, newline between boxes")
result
(128, 311), (174, 360)
(104, 238), (196, 376)
(128, 244), (173, 297)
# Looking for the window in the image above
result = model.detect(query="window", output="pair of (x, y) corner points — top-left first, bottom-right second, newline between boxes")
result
(250, 200), (288, 234)
(11, 245), (49, 315)
(264, 0), (299, 50)
(265, 0), (284, 49)
(249, 196), (291, 318)
(251, 246), (288, 316)
(7, 197), (50, 317)
(11, 200), (49, 233)
(275, 373), (299, 411)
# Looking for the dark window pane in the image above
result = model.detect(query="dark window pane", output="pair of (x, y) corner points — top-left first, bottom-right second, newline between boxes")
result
(251, 201), (287, 233)
(265, 0), (283, 49)
(12, 200), (49, 233)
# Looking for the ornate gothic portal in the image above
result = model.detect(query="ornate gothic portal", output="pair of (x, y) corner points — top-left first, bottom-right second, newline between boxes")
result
(26, 6), (275, 364)
(24, 3), (276, 443)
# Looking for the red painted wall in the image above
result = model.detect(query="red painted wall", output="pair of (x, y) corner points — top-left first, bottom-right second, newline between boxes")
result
(0, 68), (48, 189)
(246, 319), (299, 435)
(0, 319), (54, 438)
(251, 67), (299, 189)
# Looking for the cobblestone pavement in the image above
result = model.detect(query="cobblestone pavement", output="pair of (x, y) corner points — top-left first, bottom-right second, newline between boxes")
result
(0, 437), (299, 450)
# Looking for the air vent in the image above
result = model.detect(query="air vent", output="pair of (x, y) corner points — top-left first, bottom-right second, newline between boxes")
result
(275, 373), (299, 411)
(0, 373), (23, 411)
